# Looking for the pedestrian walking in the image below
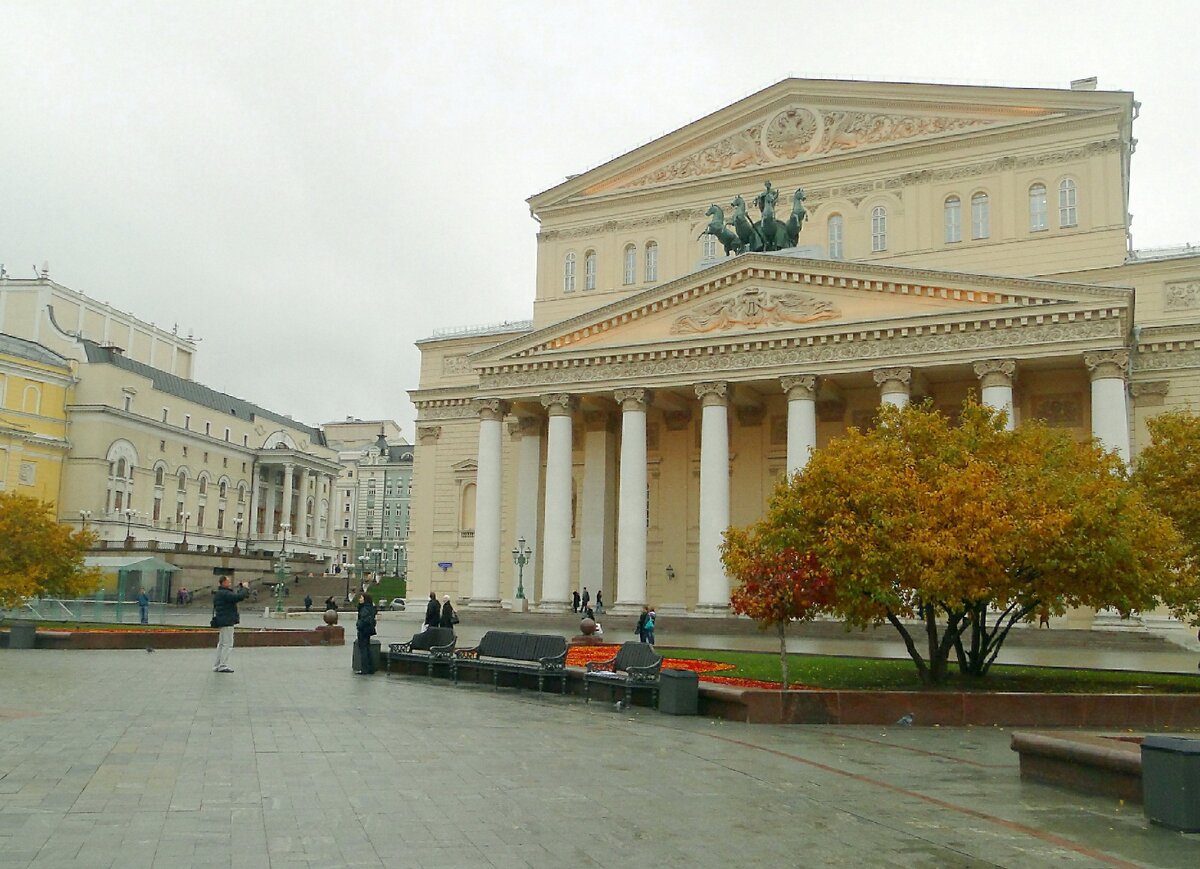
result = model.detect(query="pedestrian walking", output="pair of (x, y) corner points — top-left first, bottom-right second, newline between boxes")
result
(635, 605), (650, 643)
(572, 590), (581, 613)
(355, 592), (378, 675)
(644, 608), (656, 645)
(581, 587), (590, 613)
(211, 577), (249, 673)
(423, 591), (441, 631)
(137, 588), (150, 625)
(595, 589), (604, 612)
(439, 595), (458, 629)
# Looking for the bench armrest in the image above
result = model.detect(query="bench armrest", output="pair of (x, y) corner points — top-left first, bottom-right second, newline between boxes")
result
(585, 657), (617, 673)
(389, 642), (413, 654)
(455, 647), (480, 660)
(430, 640), (457, 658)
(538, 650), (567, 670)
(626, 661), (663, 680)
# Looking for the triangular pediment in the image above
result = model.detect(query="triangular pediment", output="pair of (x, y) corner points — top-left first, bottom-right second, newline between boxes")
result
(473, 255), (1131, 366)
(530, 78), (1131, 206)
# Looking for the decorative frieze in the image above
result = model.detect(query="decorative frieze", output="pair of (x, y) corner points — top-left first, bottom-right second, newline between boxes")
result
(441, 354), (471, 375)
(670, 289), (839, 334)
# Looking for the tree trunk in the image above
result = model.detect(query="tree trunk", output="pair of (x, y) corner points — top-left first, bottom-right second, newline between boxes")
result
(778, 622), (789, 690)
(886, 611), (930, 684)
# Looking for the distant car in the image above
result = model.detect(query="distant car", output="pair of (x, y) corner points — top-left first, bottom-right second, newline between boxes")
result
(379, 598), (406, 612)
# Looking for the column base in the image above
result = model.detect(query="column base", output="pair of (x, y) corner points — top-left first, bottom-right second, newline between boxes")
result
(468, 597), (502, 610)
(535, 599), (569, 614)
(692, 602), (733, 617)
(508, 598), (529, 613)
(608, 601), (646, 617)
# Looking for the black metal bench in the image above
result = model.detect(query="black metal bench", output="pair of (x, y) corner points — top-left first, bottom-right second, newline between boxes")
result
(583, 641), (664, 707)
(387, 627), (457, 678)
(452, 630), (569, 693)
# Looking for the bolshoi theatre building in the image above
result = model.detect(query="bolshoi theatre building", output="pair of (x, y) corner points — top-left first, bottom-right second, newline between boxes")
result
(407, 77), (1200, 621)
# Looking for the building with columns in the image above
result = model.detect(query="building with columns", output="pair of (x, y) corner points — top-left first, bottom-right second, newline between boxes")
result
(407, 77), (1199, 617)
(0, 333), (72, 505)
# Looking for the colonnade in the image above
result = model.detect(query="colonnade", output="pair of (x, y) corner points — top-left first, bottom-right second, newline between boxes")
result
(249, 460), (337, 547)
(467, 350), (1131, 611)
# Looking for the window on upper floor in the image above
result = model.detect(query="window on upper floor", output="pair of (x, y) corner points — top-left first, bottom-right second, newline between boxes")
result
(622, 244), (636, 285)
(219, 480), (227, 499)
(1029, 184), (1048, 232)
(584, 250), (596, 290)
(944, 196), (962, 243)
(971, 193), (990, 239)
(563, 252), (576, 292)
(177, 471), (187, 492)
(1058, 178), (1077, 228)
(123, 394), (132, 412)
(870, 207), (887, 252)
(155, 466), (165, 487)
(701, 233), (717, 259)
(184, 414), (191, 430)
(204, 421), (211, 436)
(827, 214), (844, 259)
(198, 477), (207, 495)
(645, 242), (658, 282)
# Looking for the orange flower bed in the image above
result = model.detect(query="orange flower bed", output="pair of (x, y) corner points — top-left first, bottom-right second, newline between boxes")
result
(566, 644), (789, 687)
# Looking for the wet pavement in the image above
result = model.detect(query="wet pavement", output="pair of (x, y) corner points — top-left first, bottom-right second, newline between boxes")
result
(2, 643), (1199, 868)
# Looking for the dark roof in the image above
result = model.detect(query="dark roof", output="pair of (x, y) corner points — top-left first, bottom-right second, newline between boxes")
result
(0, 333), (70, 369)
(82, 340), (325, 443)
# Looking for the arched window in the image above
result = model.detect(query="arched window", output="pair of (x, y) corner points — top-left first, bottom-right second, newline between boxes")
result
(970, 193), (990, 239)
(645, 242), (658, 282)
(154, 466), (165, 487)
(237, 484), (247, 504)
(177, 471), (187, 492)
(701, 233), (717, 259)
(827, 214), (844, 259)
(219, 480), (227, 499)
(460, 482), (476, 534)
(198, 476), (208, 495)
(584, 250), (597, 290)
(116, 458), (127, 478)
(563, 252), (576, 292)
(105, 440), (137, 515)
(623, 244), (636, 285)
(870, 207), (887, 252)
(1058, 178), (1077, 227)
(1029, 184), (1048, 231)
(22, 385), (41, 415)
(944, 196), (962, 243)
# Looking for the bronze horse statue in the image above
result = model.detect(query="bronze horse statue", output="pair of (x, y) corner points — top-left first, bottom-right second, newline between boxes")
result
(730, 195), (764, 252)
(785, 188), (807, 248)
(699, 204), (744, 256)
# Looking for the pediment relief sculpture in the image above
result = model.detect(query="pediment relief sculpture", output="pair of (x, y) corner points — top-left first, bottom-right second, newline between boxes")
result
(607, 108), (1001, 192)
(670, 288), (839, 335)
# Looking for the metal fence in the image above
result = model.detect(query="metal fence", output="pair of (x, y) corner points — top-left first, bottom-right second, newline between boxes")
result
(1, 593), (171, 625)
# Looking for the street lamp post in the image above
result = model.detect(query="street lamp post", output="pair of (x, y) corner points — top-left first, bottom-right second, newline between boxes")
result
(344, 562), (353, 603)
(392, 544), (400, 577)
(279, 522), (290, 557)
(357, 554), (368, 599)
(79, 509), (92, 530)
(124, 508), (136, 545)
(181, 511), (191, 548)
(373, 548), (383, 582)
(233, 516), (244, 553)
(511, 536), (532, 611)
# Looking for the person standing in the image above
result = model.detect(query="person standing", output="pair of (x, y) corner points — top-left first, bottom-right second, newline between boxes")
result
(581, 587), (590, 613)
(635, 606), (650, 643)
(212, 577), (249, 673)
(137, 588), (150, 625)
(571, 590), (581, 613)
(439, 594), (457, 629)
(324, 595), (337, 611)
(423, 591), (441, 631)
(355, 592), (378, 675)
(644, 608), (657, 645)
(595, 589), (604, 612)
(304, 594), (313, 612)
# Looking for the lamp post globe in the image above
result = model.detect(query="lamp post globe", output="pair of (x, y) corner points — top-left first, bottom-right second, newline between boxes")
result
(511, 535), (532, 601)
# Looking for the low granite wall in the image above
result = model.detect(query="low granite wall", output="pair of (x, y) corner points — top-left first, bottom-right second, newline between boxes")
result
(1, 625), (343, 650)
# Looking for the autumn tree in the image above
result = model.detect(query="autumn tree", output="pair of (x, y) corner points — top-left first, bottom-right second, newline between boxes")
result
(0, 492), (100, 610)
(722, 542), (833, 689)
(740, 398), (1194, 685)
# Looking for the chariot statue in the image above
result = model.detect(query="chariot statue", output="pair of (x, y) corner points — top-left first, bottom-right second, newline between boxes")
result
(698, 181), (807, 256)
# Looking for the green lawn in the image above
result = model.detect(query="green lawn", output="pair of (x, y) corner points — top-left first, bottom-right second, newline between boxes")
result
(659, 648), (1200, 693)
(371, 578), (407, 600)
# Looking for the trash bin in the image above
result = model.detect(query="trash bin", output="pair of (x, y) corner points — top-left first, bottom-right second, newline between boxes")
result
(658, 668), (698, 715)
(351, 637), (383, 673)
(7, 622), (36, 649)
(1142, 735), (1200, 832)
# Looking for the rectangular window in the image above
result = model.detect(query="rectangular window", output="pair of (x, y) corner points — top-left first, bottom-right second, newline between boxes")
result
(159, 440), (166, 452)
(184, 414), (191, 430)
(217, 509), (225, 531)
(204, 421), (210, 436)
(944, 199), (961, 243)
(162, 408), (169, 423)
(153, 497), (161, 521)
(197, 506), (205, 528)
(243, 435), (249, 447)
(1058, 180), (1077, 228)
(971, 194), (990, 239)
(342, 536), (349, 547)
(224, 427), (230, 441)
(123, 395), (132, 412)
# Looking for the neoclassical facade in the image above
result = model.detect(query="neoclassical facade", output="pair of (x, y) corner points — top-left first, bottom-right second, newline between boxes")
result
(408, 78), (1199, 616)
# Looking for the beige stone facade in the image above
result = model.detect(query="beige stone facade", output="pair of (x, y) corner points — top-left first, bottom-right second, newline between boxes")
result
(408, 78), (1199, 616)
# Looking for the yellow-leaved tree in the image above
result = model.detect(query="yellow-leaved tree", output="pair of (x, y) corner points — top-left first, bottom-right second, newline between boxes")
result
(737, 398), (1195, 685)
(0, 492), (100, 610)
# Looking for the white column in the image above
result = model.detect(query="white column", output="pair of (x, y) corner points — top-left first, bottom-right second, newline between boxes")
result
(246, 465), (262, 536)
(579, 411), (616, 608)
(512, 417), (543, 607)
(323, 475), (335, 543)
(1085, 350), (1131, 465)
(614, 388), (650, 612)
(297, 468), (310, 540)
(781, 374), (817, 476)
(974, 359), (1016, 430)
(696, 381), (731, 612)
(280, 462), (294, 534)
(539, 393), (575, 612)
(471, 398), (509, 607)
(263, 467), (277, 536)
(873, 367), (912, 409)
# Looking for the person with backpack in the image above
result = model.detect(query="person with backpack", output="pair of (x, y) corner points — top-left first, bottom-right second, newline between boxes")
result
(644, 608), (656, 645)
(635, 606), (650, 643)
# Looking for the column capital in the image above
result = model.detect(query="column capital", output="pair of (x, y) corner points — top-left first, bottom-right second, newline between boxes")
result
(695, 381), (729, 407)
(1084, 350), (1130, 381)
(972, 359), (1016, 389)
(472, 397), (511, 422)
(780, 374), (817, 401)
(614, 387), (651, 411)
(540, 393), (577, 416)
(417, 425), (442, 444)
(283, 461), (295, 471)
(872, 367), (912, 389)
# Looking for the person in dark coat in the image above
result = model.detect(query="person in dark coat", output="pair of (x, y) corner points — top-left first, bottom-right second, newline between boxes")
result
(324, 596), (337, 611)
(355, 592), (378, 675)
(212, 577), (249, 672)
(304, 594), (313, 612)
(137, 589), (150, 624)
(572, 590), (581, 613)
(439, 595), (457, 629)
(635, 605), (650, 643)
(595, 589), (604, 612)
(423, 591), (441, 631)
(581, 587), (590, 613)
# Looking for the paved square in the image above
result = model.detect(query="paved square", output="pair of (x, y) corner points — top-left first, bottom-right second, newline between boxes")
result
(1, 644), (1196, 868)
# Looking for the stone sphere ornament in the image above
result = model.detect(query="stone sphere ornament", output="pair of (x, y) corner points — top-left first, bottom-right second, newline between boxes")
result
(323, 609), (338, 626)
(579, 617), (597, 636)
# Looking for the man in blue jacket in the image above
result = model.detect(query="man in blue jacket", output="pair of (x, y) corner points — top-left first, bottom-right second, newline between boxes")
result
(212, 577), (250, 673)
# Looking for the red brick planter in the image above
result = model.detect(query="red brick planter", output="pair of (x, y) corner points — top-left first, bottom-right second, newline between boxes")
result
(2, 625), (343, 650)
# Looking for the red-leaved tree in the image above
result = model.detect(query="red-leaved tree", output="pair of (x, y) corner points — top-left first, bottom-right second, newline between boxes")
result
(723, 542), (834, 689)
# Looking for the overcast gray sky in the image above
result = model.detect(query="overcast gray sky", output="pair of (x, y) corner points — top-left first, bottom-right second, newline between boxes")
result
(2, 1), (1196, 437)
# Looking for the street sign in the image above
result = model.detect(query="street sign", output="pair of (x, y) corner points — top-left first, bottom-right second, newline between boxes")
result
(437, 561), (452, 570)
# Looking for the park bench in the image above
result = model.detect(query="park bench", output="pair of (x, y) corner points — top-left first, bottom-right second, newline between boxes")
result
(452, 630), (569, 693)
(387, 627), (457, 678)
(583, 641), (664, 708)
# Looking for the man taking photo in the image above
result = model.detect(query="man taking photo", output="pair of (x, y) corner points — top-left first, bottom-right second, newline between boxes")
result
(212, 577), (250, 673)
